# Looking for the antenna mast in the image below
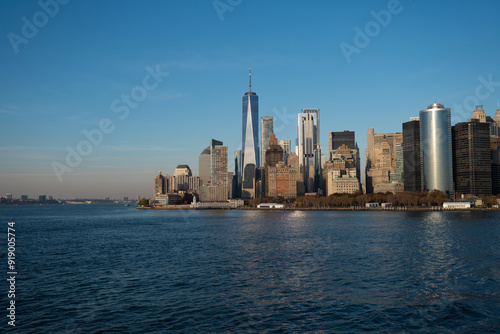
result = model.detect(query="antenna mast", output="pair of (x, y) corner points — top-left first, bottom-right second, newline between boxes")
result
(249, 65), (252, 93)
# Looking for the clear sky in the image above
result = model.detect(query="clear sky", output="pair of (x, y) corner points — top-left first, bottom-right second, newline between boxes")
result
(1, 0), (500, 199)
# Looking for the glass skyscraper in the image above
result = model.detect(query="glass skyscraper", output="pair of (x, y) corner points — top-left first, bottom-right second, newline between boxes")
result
(260, 116), (274, 167)
(419, 103), (454, 197)
(242, 67), (259, 177)
(402, 118), (422, 192)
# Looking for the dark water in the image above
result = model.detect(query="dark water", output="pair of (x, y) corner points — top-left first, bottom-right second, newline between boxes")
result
(1, 205), (500, 333)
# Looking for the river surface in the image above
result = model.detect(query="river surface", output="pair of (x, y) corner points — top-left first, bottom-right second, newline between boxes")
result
(1, 205), (499, 333)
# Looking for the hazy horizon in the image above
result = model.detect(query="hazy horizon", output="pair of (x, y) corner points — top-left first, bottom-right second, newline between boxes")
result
(2, 0), (500, 199)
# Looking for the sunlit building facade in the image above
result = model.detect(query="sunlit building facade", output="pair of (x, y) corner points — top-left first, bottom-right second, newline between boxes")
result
(419, 102), (454, 197)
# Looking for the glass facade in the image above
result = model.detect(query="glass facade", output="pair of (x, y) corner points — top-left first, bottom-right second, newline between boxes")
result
(419, 103), (453, 197)
(402, 119), (421, 192)
(329, 131), (355, 151)
(242, 92), (260, 171)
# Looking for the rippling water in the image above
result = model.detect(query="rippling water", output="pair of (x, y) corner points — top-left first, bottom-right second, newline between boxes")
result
(1, 205), (499, 333)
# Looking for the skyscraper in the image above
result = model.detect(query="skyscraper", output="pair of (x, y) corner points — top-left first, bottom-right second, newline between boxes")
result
(264, 134), (284, 196)
(200, 139), (229, 201)
(261, 116), (274, 167)
(329, 130), (355, 151)
(452, 119), (491, 195)
(242, 66), (259, 173)
(279, 139), (291, 155)
(199, 139), (222, 186)
(402, 117), (422, 192)
(365, 128), (402, 193)
(297, 108), (320, 193)
(419, 102), (454, 197)
(265, 134), (284, 168)
(233, 149), (242, 198)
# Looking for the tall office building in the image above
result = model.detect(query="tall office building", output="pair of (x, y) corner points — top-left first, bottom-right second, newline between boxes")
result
(199, 139), (229, 201)
(279, 139), (291, 163)
(266, 161), (297, 198)
(174, 164), (193, 191)
(419, 102), (454, 197)
(153, 166), (200, 201)
(233, 149), (242, 198)
(402, 117), (422, 192)
(297, 108), (320, 193)
(329, 130), (355, 151)
(287, 153), (304, 196)
(279, 139), (291, 155)
(199, 139), (222, 186)
(242, 66), (259, 172)
(264, 134), (284, 196)
(390, 142), (403, 183)
(365, 128), (402, 193)
(261, 116), (274, 167)
(452, 119), (491, 195)
(265, 134), (284, 168)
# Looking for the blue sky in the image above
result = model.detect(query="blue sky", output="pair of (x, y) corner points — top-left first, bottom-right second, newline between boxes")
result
(1, 0), (500, 199)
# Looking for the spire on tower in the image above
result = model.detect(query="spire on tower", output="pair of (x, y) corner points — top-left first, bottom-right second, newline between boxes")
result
(249, 65), (252, 93)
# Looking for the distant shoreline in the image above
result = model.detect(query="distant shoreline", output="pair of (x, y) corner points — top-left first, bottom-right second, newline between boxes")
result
(137, 206), (500, 212)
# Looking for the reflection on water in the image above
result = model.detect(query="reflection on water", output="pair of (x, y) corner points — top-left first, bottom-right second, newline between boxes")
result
(1, 206), (499, 333)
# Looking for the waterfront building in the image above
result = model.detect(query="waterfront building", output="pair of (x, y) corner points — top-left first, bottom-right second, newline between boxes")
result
(199, 139), (222, 187)
(261, 116), (274, 167)
(199, 140), (229, 201)
(419, 102), (454, 197)
(266, 161), (297, 198)
(365, 128), (402, 193)
(402, 117), (422, 192)
(174, 164), (193, 191)
(327, 172), (360, 195)
(242, 66), (260, 193)
(154, 167), (200, 199)
(323, 144), (361, 195)
(154, 171), (166, 195)
(297, 108), (320, 193)
(452, 119), (492, 195)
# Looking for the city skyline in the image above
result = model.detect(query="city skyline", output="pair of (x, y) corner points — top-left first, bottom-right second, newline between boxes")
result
(1, 1), (500, 198)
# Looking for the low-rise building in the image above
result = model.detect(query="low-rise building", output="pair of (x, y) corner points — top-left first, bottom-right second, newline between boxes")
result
(443, 202), (471, 209)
